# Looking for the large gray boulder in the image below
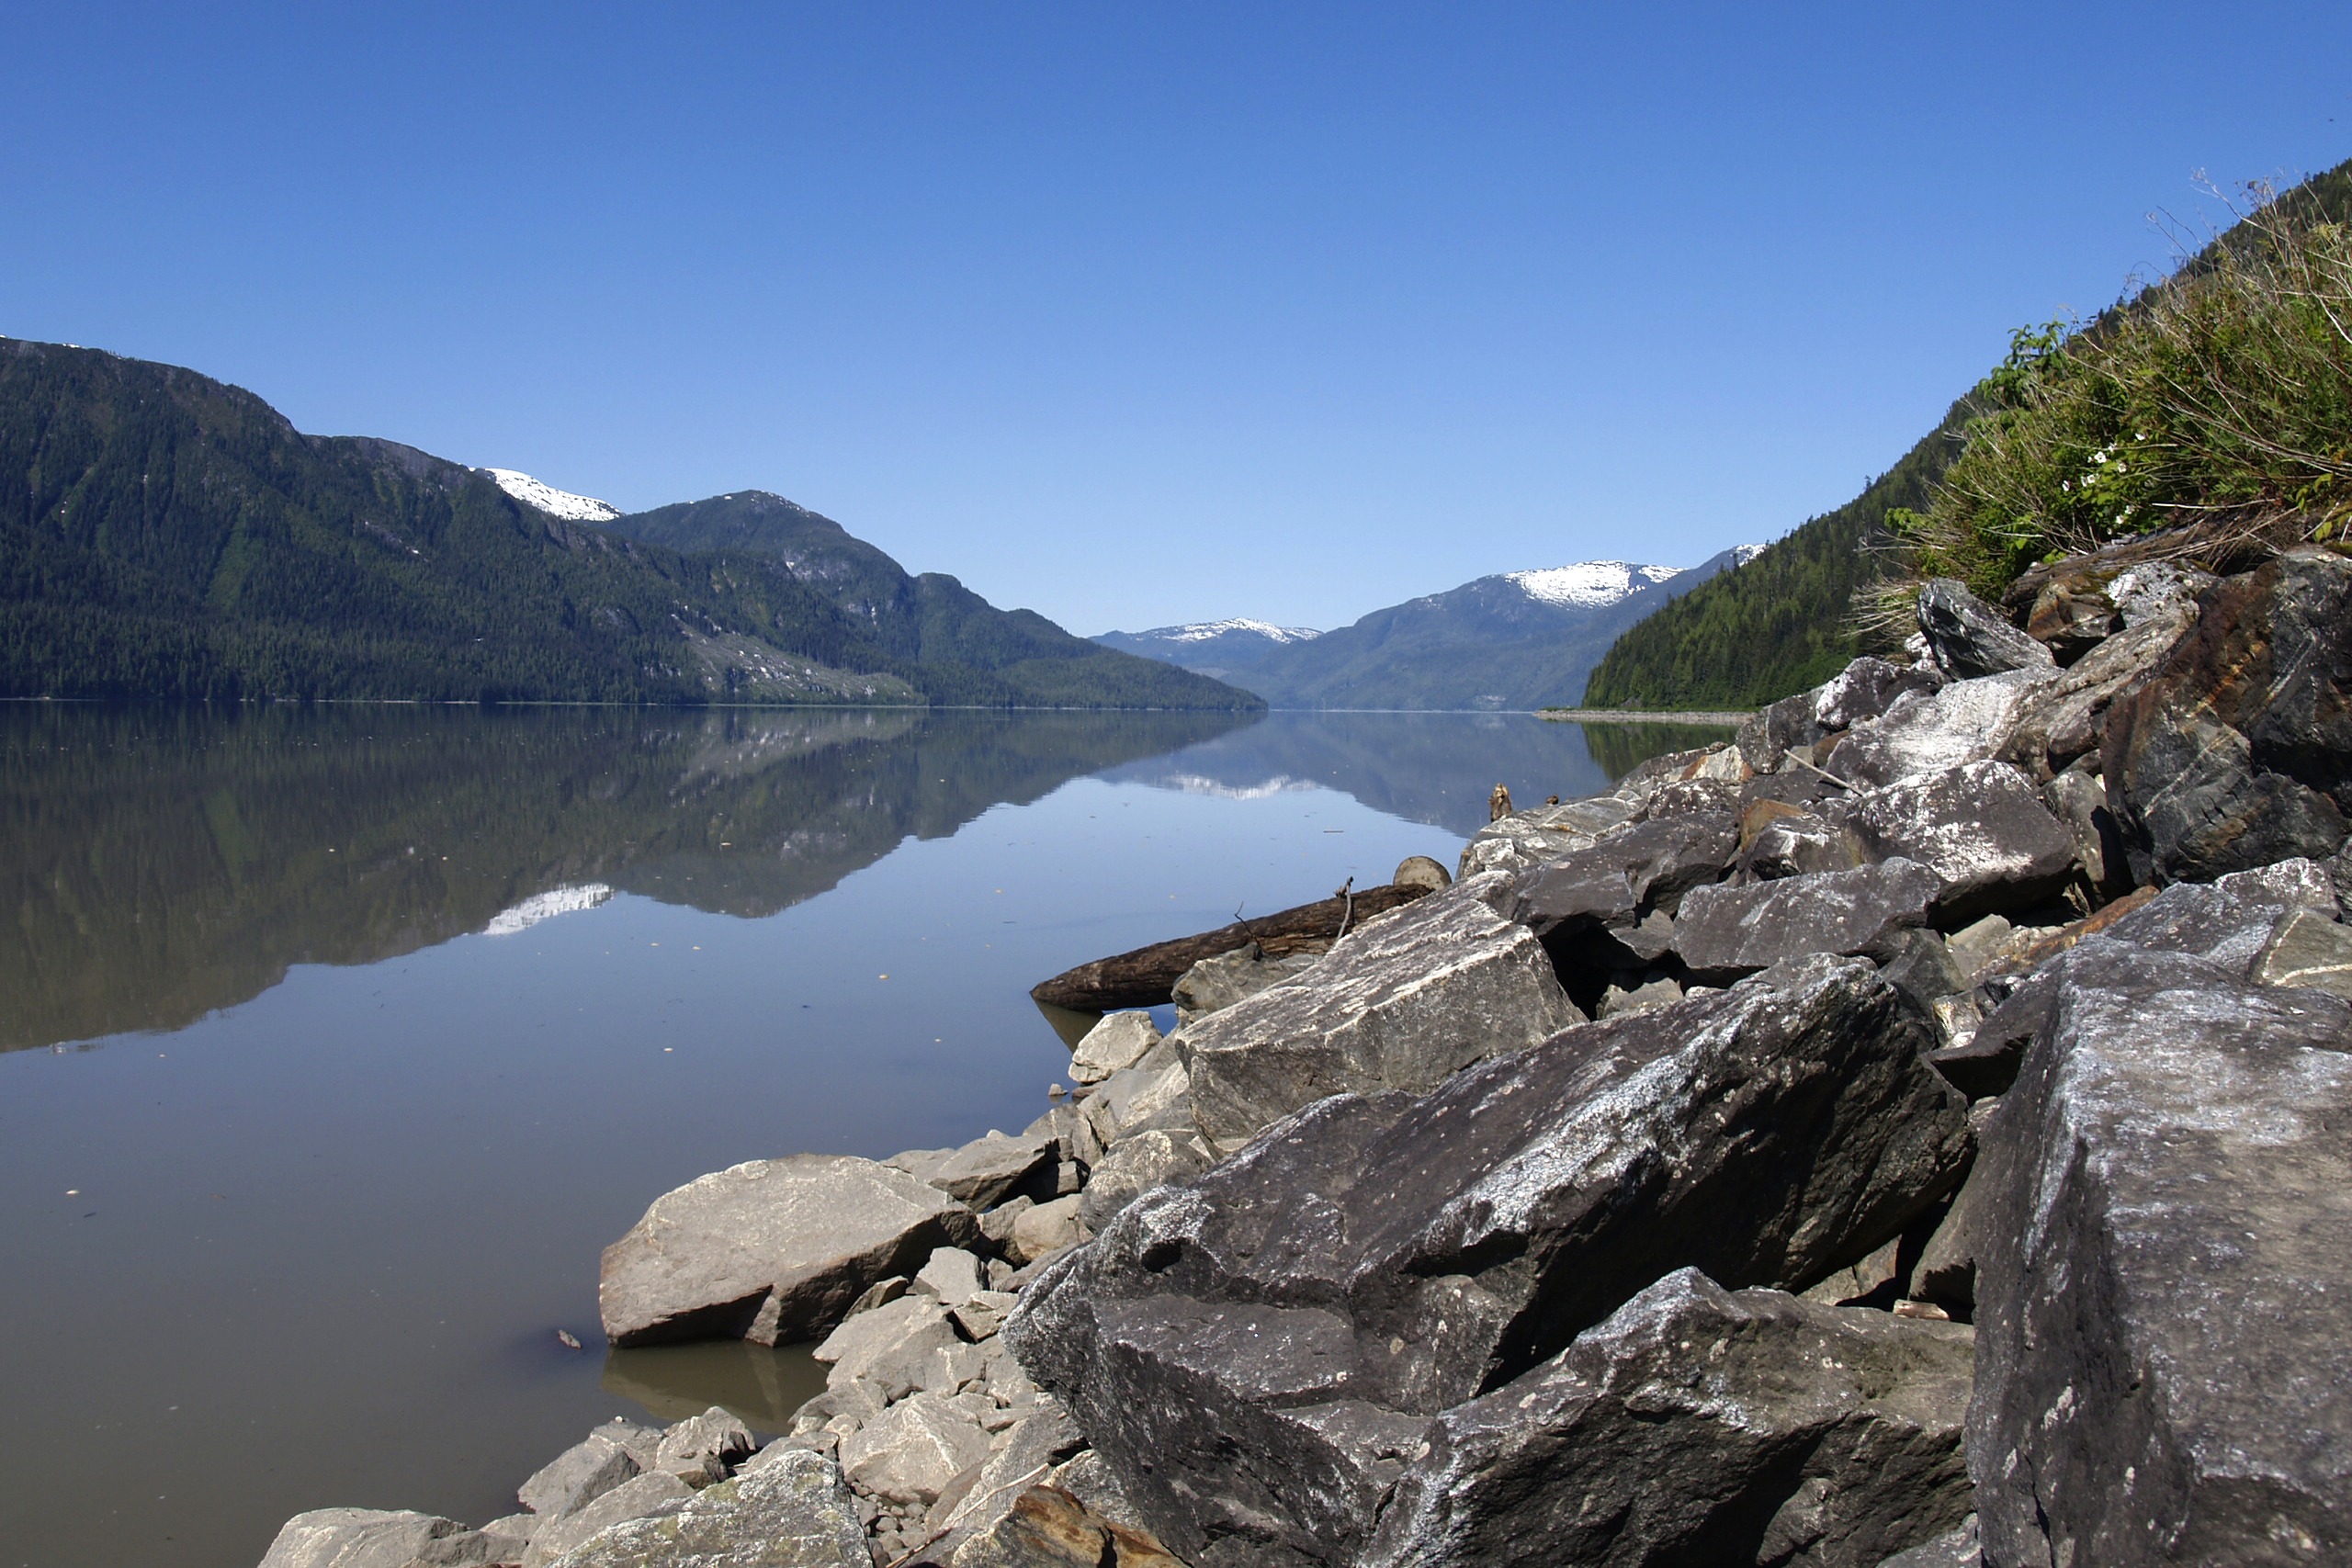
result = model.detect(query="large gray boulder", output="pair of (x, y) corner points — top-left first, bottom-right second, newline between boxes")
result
(1826, 671), (2053, 790)
(600, 1155), (983, 1348)
(1008, 955), (1971, 1566)
(1996, 610), (2190, 779)
(257, 1509), (502, 1568)
(1673, 859), (1941, 983)
(521, 1434), (644, 1520)
(1172, 944), (1324, 1023)
(1179, 886), (1580, 1147)
(521, 1473), (693, 1568)
(1967, 938), (2352, 1566)
(1508, 813), (1737, 947)
(1363, 1269), (1977, 1568)
(1457, 795), (1636, 879)
(1840, 761), (2078, 920)
(2105, 550), (2352, 883)
(1917, 578), (2055, 681)
(543, 1447), (867, 1567)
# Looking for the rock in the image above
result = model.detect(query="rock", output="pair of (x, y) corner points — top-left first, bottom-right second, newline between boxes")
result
(1392, 855), (1452, 892)
(1009, 956), (1971, 1561)
(916, 1247), (988, 1307)
(1802, 1235), (1904, 1306)
(522, 1473), (695, 1567)
(926, 1133), (1061, 1210)
(2215, 853), (2340, 911)
(2041, 764), (2125, 893)
(812, 1296), (963, 1402)
(1941, 915), (2014, 986)
(1736, 691), (1822, 773)
(1875, 1514), (1980, 1568)
(544, 1446), (867, 1567)
(2105, 549), (2352, 883)
(1594, 974), (1681, 1018)
(522, 1434), (644, 1521)
(1007, 1194), (1086, 1266)
(1067, 1013), (1161, 1087)
(953, 1290), (1019, 1341)
(930, 1404), (1089, 1539)
(840, 1393), (996, 1506)
(1076, 1128), (1214, 1233)
(1179, 886), (1580, 1146)
(2025, 576), (2123, 662)
(257, 1509), (482, 1568)
(1025, 1104), (1102, 1172)
(1841, 761), (2079, 920)
(1080, 1043), (1193, 1147)
(944, 1483), (1187, 1568)
(2098, 879), (2316, 978)
(1738, 805), (1867, 882)
(600, 1155), (982, 1348)
(2109, 560), (2213, 627)
(977, 1197), (1033, 1251)
(2256, 906), (2352, 999)
(1170, 943), (1324, 1023)
(1917, 577), (2055, 680)
(1508, 813), (1737, 938)
(1456, 795), (1635, 879)
(1912, 1170), (1988, 1321)
(1997, 612), (2189, 778)
(1817, 655), (1946, 730)
(654, 1406), (755, 1487)
(1362, 1270), (1976, 1568)
(1968, 939), (2352, 1567)
(1672, 860), (1941, 984)
(1826, 671), (2053, 789)
(1046, 1452), (1150, 1537)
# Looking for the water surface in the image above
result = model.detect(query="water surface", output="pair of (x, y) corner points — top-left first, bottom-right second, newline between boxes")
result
(0, 704), (1717, 1567)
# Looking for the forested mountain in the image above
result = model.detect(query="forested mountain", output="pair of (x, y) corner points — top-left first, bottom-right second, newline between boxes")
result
(0, 341), (1255, 709)
(1155, 548), (1758, 709)
(602, 490), (1252, 708)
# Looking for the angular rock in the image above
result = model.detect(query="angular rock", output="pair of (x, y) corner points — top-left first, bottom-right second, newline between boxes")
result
(1076, 1128), (1214, 1233)
(1594, 974), (1682, 1018)
(1876, 1515), (1980, 1568)
(258, 1509), (480, 1568)
(1509, 812), (1736, 933)
(1737, 691), (1823, 773)
(1997, 611), (2189, 778)
(1007, 1193), (1086, 1266)
(916, 1247), (988, 1307)
(1080, 1043), (1193, 1149)
(2105, 549), (2352, 883)
(1826, 671), (2053, 789)
(841, 1393), (995, 1506)
(1842, 761), (2078, 920)
(2215, 853), (2340, 911)
(2041, 764), (2125, 894)
(2256, 906), (2352, 1000)
(600, 1156), (982, 1348)
(1009, 957), (1971, 1563)
(2098, 879), (2316, 979)
(1968, 939), (2352, 1567)
(521, 1472), (693, 1568)
(1739, 806), (1866, 882)
(1363, 1270), (1976, 1568)
(521, 1434), (643, 1520)
(944, 1483), (1188, 1568)
(931, 1404), (1088, 1539)
(812, 1295), (963, 1402)
(1179, 886), (1580, 1146)
(544, 1446), (867, 1568)
(654, 1406), (754, 1487)
(1673, 860), (1941, 984)
(1068, 1012), (1161, 1087)
(1456, 795), (1636, 879)
(1170, 943), (1323, 1022)
(927, 1133), (1060, 1210)
(1917, 577), (2055, 680)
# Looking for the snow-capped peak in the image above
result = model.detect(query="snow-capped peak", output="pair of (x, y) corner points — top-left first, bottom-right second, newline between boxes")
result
(484, 468), (622, 524)
(1164, 618), (1321, 644)
(1505, 560), (1687, 609)
(1730, 542), (1769, 565)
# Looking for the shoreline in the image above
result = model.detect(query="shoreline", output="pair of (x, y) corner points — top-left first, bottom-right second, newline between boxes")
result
(1535, 705), (1752, 724)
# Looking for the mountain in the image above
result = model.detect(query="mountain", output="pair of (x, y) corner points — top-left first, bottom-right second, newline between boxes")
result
(0, 340), (1255, 710)
(1134, 548), (1760, 710)
(602, 490), (1260, 710)
(483, 468), (621, 523)
(1091, 619), (1322, 684)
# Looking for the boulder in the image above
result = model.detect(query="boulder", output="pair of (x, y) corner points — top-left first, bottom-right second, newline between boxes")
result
(1672, 860), (1941, 984)
(916, 1247), (988, 1307)
(1076, 1128), (1214, 1233)
(1997, 611), (2189, 778)
(521, 1434), (643, 1520)
(1456, 796), (1635, 879)
(841, 1393), (995, 1506)
(600, 1155), (982, 1348)
(2105, 549), (2352, 883)
(654, 1406), (754, 1487)
(1826, 671), (2053, 789)
(1068, 1012), (1161, 1086)
(926, 1133), (1061, 1209)
(1509, 813), (1737, 933)
(944, 1483), (1188, 1568)
(257, 1509), (483, 1568)
(1179, 886), (1580, 1147)
(1080, 1043), (1193, 1147)
(1008, 1194), (1086, 1266)
(521, 1472), (693, 1568)
(1917, 577), (2055, 680)
(1968, 939), (2352, 1567)
(1876, 1516), (1980, 1568)
(1362, 1270), (1976, 1568)
(1170, 943), (1324, 1022)
(1738, 806), (1867, 882)
(811, 1296), (963, 1401)
(543, 1445), (867, 1567)
(1840, 761), (2078, 920)
(2256, 907), (2352, 1000)
(2040, 765), (2125, 894)
(1009, 956), (1971, 1563)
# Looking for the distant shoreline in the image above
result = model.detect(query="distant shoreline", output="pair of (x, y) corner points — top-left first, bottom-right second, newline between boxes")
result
(1536, 707), (1752, 725)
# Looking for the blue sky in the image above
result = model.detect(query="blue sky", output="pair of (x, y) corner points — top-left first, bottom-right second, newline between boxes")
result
(6, 4), (2347, 634)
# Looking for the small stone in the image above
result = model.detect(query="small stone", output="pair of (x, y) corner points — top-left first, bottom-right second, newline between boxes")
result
(915, 1247), (987, 1307)
(1068, 1011), (1161, 1086)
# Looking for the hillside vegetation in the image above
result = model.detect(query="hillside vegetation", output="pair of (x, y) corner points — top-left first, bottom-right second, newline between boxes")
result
(0, 343), (1254, 709)
(1587, 154), (2352, 711)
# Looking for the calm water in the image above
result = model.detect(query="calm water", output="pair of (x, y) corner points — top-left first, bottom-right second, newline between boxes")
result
(0, 704), (1720, 1568)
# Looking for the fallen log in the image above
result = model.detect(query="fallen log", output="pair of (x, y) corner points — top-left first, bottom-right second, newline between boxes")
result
(1030, 882), (1433, 1012)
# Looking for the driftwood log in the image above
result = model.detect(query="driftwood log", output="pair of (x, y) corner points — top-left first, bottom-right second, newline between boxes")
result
(1030, 882), (1433, 1012)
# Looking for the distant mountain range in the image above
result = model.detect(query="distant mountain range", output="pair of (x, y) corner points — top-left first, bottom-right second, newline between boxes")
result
(1096, 547), (1760, 710)
(0, 340), (1255, 710)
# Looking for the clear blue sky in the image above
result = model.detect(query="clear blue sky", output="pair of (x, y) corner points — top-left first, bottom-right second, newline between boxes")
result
(6, 4), (2347, 635)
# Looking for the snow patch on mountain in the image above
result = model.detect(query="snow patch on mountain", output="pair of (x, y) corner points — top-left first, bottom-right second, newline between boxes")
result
(484, 468), (622, 524)
(1161, 618), (1321, 644)
(1506, 560), (1685, 608)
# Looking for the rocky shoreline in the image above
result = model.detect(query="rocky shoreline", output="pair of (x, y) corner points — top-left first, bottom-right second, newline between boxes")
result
(262, 543), (2352, 1567)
